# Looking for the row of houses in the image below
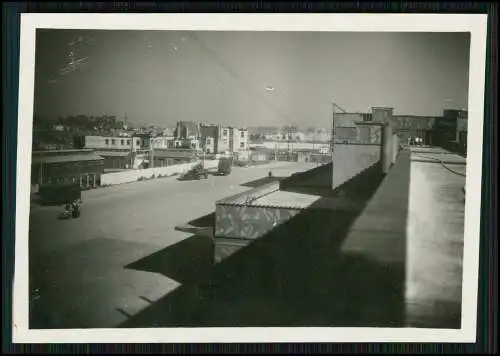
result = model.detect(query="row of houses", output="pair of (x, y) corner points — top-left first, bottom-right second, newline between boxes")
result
(30, 121), (252, 189)
(30, 108), (467, 191)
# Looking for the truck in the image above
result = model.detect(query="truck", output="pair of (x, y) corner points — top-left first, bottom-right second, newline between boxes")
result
(178, 163), (209, 181)
(39, 182), (82, 206)
(216, 157), (233, 176)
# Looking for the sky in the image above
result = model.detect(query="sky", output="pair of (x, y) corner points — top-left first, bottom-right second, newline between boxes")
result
(33, 30), (471, 128)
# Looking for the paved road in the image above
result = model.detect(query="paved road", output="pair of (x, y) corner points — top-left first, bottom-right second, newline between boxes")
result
(29, 161), (317, 329)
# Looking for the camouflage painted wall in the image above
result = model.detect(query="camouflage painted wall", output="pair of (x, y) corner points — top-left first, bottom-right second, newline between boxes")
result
(213, 237), (251, 264)
(333, 123), (382, 144)
(370, 125), (382, 144)
(372, 107), (394, 123)
(215, 204), (301, 240)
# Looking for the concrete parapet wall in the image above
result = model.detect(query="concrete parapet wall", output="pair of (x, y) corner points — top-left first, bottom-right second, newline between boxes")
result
(100, 159), (219, 186)
(280, 162), (331, 190)
(331, 144), (381, 190)
(392, 134), (400, 164)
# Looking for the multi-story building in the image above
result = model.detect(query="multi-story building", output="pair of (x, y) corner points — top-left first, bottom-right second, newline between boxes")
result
(170, 138), (201, 151)
(233, 128), (250, 160)
(152, 136), (175, 150)
(217, 126), (234, 154)
(200, 124), (220, 154)
(77, 135), (146, 151)
(174, 121), (200, 140)
(233, 128), (249, 152)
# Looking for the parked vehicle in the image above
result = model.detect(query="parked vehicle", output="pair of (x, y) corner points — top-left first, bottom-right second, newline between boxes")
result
(178, 164), (209, 180)
(216, 157), (233, 176)
(39, 183), (81, 206)
(58, 199), (82, 220)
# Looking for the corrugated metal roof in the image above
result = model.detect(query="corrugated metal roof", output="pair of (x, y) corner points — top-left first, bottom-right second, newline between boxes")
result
(217, 182), (280, 206)
(250, 190), (320, 209)
(32, 153), (104, 164)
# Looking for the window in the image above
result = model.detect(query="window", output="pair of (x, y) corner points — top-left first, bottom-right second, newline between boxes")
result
(240, 142), (245, 148)
(121, 139), (124, 145)
(136, 140), (140, 146)
(191, 143), (196, 149)
(241, 131), (245, 138)
(111, 139), (116, 145)
(126, 140), (130, 145)
(105, 139), (109, 145)
(223, 130), (228, 136)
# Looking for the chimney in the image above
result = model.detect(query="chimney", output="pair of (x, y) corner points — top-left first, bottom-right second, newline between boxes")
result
(371, 107), (394, 123)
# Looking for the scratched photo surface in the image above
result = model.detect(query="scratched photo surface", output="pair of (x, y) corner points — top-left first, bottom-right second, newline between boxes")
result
(28, 29), (470, 330)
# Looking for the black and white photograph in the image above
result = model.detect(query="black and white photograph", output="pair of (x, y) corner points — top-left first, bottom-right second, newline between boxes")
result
(13, 13), (487, 343)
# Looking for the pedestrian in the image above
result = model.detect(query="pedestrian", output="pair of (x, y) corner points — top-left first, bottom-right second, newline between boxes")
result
(71, 199), (80, 218)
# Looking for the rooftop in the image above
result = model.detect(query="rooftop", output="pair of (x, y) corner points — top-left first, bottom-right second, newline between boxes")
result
(250, 190), (320, 209)
(32, 153), (105, 164)
(32, 149), (94, 155)
(97, 151), (130, 158)
(153, 149), (198, 159)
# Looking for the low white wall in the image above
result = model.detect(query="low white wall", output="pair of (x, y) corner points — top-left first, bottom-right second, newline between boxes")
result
(101, 159), (219, 186)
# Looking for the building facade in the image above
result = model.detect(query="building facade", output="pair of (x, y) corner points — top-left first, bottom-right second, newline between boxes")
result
(31, 149), (105, 189)
(174, 121), (200, 140)
(333, 106), (467, 149)
(233, 128), (249, 154)
(151, 148), (198, 167)
(79, 135), (149, 152)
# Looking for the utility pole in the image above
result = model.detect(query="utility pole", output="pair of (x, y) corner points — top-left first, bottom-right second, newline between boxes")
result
(202, 137), (206, 166)
(331, 102), (336, 168)
(129, 133), (135, 169)
(149, 136), (155, 169)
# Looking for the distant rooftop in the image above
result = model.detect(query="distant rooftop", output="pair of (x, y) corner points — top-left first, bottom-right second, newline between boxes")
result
(97, 151), (130, 157)
(32, 149), (93, 154)
(32, 153), (104, 164)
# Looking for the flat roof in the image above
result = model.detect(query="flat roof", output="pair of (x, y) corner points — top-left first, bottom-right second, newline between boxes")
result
(410, 151), (466, 165)
(32, 153), (105, 164)
(97, 151), (130, 157)
(32, 149), (93, 154)
(153, 150), (197, 159)
(354, 121), (388, 126)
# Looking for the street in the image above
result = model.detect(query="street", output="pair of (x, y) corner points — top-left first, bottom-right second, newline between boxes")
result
(29, 161), (317, 329)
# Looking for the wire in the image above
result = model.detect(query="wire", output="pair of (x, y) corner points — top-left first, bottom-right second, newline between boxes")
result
(185, 31), (291, 123)
(412, 153), (466, 177)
